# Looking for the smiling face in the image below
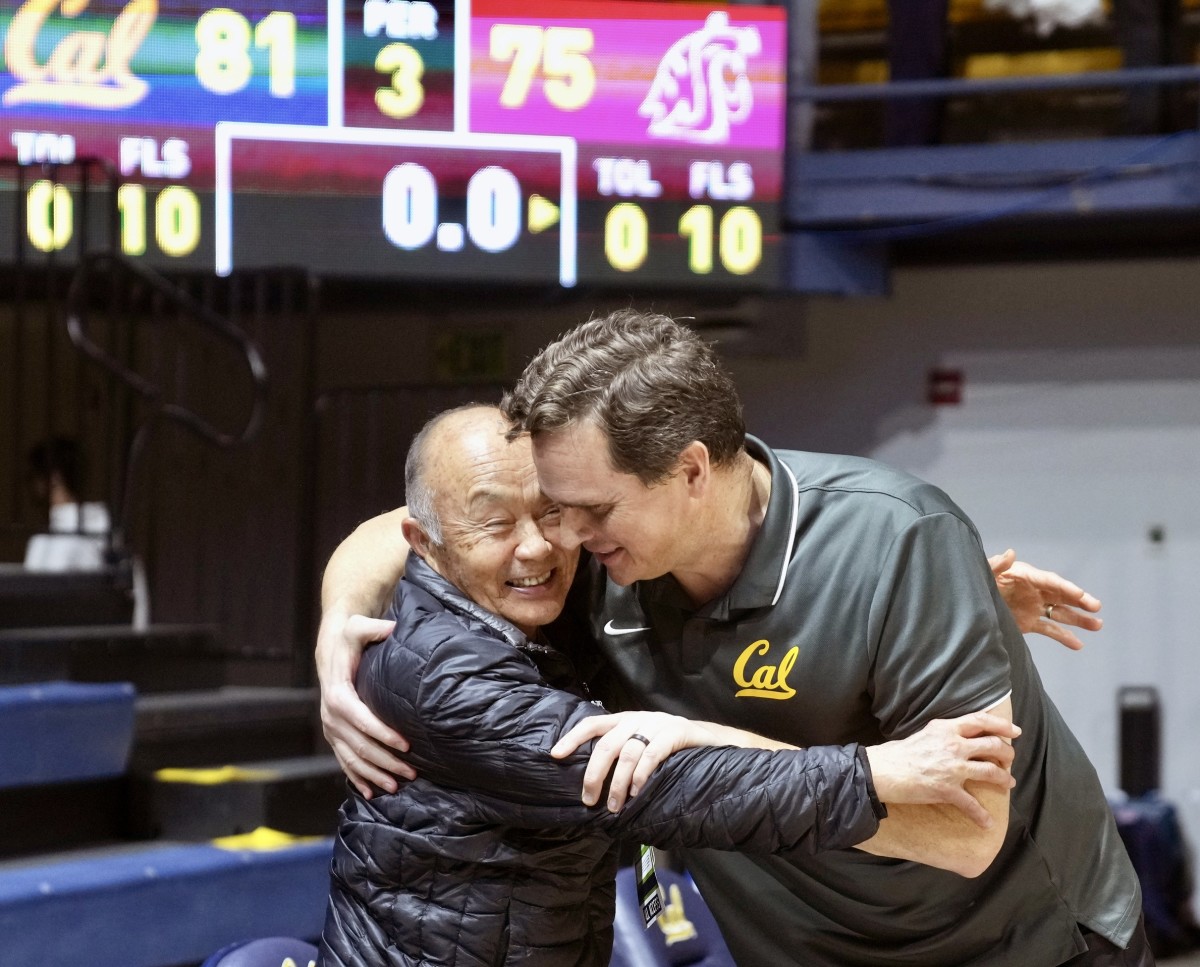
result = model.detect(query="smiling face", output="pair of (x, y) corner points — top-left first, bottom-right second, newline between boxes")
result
(531, 419), (699, 587)
(407, 410), (578, 638)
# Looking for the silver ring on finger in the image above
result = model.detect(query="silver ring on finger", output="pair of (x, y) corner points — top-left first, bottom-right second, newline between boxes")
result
(627, 733), (651, 747)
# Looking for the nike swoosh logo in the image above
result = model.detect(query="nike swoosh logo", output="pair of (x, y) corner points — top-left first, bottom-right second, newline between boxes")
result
(603, 620), (651, 637)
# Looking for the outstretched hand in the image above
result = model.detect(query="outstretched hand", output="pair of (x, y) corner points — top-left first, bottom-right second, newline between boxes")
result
(317, 611), (413, 797)
(866, 710), (1020, 829)
(989, 549), (1102, 651)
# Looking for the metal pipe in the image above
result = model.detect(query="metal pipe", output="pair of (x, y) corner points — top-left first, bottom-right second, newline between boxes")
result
(792, 64), (1200, 103)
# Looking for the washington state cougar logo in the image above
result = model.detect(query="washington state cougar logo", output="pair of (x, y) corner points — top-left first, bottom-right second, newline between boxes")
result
(638, 11), (762, 145)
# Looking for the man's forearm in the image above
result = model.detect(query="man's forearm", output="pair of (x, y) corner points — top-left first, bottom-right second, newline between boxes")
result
(655, 719), (1010, 874)
(857, 699), (1016, 877)
(700, 721), (798, 751)
(321, 508), (411, 618)
(854, 781), (1009, 878)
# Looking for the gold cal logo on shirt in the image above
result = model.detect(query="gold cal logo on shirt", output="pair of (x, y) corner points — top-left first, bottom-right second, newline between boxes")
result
(4, 0), (156, 110)
(732, 639), (797, 700)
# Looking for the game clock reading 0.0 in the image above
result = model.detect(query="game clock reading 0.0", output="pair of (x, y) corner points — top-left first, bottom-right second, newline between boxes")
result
(1, 0), (787, 290)
(214, 123), (576, 285)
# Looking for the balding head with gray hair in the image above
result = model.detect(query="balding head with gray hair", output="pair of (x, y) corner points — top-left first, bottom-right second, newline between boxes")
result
(399, 401), (578, 637)
(404, 403), (501, 546)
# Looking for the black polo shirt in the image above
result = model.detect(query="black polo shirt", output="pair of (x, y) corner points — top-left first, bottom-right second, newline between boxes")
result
(580, 437), (1141, 967)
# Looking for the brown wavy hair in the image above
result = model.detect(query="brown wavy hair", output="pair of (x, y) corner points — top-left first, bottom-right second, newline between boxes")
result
(501, 310), (745, 485)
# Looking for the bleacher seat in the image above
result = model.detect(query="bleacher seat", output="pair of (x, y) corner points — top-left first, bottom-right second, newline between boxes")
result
(0, 680), (135, 787)
(132, 686), (323, 770)
(0, 565), (134, 628)
(0, 833), (332, 967)
(611, 865), (736, 967)
(0, 623), (224, 691)
(200, 935), (318, 967)
(130, 755), (344, 840)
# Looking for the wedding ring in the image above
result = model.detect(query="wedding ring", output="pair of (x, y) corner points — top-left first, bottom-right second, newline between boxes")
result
(1044, 603), (1056, 620)
(628, 734), (651, 746)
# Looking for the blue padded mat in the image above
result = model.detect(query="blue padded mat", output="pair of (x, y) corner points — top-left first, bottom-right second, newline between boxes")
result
(0, 837), (333, 967)
(0, 681), (135, 788)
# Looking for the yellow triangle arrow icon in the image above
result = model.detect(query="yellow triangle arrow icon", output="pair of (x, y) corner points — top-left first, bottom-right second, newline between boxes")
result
(528, 194), (560, 233)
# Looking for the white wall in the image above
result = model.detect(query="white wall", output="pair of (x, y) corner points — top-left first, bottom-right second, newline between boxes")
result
(725, 257), (1200, 909)
(872, 353), (1200, 789)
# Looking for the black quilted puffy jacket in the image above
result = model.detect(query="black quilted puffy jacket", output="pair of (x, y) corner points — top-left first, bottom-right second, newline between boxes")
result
(317, 558), (881, 967)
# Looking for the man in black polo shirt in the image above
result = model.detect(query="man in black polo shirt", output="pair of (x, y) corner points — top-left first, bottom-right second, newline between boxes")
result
(317, 311), (1146, 965)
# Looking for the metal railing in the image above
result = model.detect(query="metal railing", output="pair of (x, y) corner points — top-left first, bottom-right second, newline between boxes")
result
(791, 64), (1200, 150)
(3, 157), (269, 637)
(1, 158), (122, 560)
(793, 63), (1200, 107)
(64, 250), (269, 559)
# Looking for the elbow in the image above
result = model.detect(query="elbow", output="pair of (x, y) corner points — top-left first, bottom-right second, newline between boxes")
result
(948, 829), (1005, 879)
(952, 783), (1011, 878)
(951, 854), (992, 879)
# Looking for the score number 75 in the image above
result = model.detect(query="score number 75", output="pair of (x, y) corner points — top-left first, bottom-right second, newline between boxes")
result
(490, 25), (595, 111)
(375, 25), (593, 120)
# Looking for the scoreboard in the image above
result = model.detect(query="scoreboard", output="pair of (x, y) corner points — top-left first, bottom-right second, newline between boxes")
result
(1, 0), (787, 290)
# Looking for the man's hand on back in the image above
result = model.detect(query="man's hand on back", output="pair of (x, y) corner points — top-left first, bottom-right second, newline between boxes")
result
(317, 610), (414, 796)
(989, 549), (1102, 651)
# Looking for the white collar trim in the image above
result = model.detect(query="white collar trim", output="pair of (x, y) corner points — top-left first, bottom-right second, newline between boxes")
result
(771, 459), (799, 606)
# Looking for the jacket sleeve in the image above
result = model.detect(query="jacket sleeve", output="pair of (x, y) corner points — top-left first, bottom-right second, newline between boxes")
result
(473, 742), (883, 856)
(360, 622), (881, 855)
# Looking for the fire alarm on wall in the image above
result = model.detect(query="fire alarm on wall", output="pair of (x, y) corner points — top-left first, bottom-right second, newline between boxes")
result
(928, 368), (964, 405)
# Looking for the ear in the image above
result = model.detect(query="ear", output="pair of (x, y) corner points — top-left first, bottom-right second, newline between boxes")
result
(401, 516), (435, 562)
(676, 441), (710, 495)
